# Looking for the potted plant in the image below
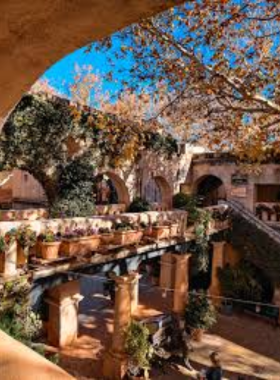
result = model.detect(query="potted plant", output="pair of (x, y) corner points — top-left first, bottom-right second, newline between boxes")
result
(113, 222), (142, 246)
(40, 228), (61, 260)
(60, 227), (100, 256)
(140, 221), (152, 238)
(125, 320), (153, 379)
(185, 291), (217, 342)
(151, 221), (170, 240)
(128, 197), (151, 213)
(16, 225), (37, 266)
(99, 227), (114, 246)
(167, 220), (179, 238)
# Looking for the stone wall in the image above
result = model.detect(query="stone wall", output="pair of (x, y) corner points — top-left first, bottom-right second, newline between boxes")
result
(188, 155), (280, 212)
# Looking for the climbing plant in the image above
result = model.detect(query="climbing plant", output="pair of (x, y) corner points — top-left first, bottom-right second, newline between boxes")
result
(0, 93), (178, 217)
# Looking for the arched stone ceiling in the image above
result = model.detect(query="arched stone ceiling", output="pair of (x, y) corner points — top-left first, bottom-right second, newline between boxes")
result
(0, 0), (183, 119)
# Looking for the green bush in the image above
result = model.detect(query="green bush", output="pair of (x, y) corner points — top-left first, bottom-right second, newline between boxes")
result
(128, 197), (151, 212)
(185, 291), (217, 331)
(125, 320), (152, 370)
(218, 260), (264, 302)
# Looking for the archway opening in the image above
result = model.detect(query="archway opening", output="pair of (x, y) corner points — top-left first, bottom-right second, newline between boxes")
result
(195, 175), (226, 207)
(0, 169), (47, 209)
(143, 176), (172, 210)
(93, 172), (130, 206)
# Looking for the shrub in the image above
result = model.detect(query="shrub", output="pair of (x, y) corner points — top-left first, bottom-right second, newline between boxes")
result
(125, 320), (152, 370)
(185, 291), (217, 331)
(173, 192), (192, 209)
(218, 260), (264, 302)
(128, 197), (151, 212)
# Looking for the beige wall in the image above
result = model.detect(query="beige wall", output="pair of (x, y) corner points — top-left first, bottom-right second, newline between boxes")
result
(189, 158), (280, 212)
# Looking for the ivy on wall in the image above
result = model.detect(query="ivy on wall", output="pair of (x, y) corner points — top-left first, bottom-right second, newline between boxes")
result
(230, 212), (280, 286)
(0, 93), (178, 217)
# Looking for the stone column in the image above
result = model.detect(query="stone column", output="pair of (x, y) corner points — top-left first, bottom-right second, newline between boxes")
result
(173, 253), (191, 314)
(130, 272), (140, 314)
(46, 280), (83, 348)
(160, 253), (175, 291)
(2, 241), (17, 278)
(103, 274), (134, 379)
(209, 241), (226, 307)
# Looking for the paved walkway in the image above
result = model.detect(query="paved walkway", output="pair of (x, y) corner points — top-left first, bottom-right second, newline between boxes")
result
(58, 277), (280, 379)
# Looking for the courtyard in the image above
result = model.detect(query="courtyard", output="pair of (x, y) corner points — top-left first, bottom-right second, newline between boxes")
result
(56, 276), (280, 380)
(1, 1), (280, 380)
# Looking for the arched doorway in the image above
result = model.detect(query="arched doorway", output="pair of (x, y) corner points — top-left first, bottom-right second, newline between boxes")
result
(143, 176), (172, 210)
(195, 175), (226, 207)
(93, 172), (130, 206)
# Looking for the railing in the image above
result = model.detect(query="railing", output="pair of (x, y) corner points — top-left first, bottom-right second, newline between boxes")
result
(222, 199), (280, 245)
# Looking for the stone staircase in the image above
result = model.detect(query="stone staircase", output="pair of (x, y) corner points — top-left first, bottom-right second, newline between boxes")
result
(222, 199), (280, 285)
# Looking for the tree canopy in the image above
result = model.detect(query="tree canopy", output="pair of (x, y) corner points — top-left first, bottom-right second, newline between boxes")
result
(92, 0), (280, 162)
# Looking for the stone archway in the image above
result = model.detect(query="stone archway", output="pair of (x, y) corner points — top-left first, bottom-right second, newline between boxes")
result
(195, 174), (226, 207)
(94, 172), (130, 206)
(144, 175), (172, 210)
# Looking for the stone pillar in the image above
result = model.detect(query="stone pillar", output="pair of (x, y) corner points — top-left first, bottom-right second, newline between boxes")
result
(173, 253), (191, 314)
(273, 287), (280, 325)
(2, 241), (17, 278)
(46, 280), (83, 348)
(130, 272), (140, 314)
(160, 253), (175, 290)
(103, 274), (134, 379)
(209, 241), (226, 307)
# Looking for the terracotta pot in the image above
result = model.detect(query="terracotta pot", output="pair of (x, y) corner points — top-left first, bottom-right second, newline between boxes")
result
(60, 235), (100, 256)
(41, 241), (61, 260)
(170, 223), (179, 238)
(262, 210), (269, 221)
(191, 328), (204, 342)
(151, 226), (170, 240)
(35, 240), (43, 258)
(113, 230), (142, 246)
(271, 213), (277, 222)
(143, 226), (153, 237)
(0, 252), (5, 273)
(100, 233), (114, 246)
(17, 246), (28, 266)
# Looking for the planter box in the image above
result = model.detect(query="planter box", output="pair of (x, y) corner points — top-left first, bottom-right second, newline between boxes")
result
(151, 226), (170, 240)
(17, 246), (28, 266)
(0, 252), (4, 273)
(41, 242), (61, 260)
(113, 230), (143, 246)
(100, 233), (114, 246)
(60, 235), (100, 256)
(169, 223), (179, 238)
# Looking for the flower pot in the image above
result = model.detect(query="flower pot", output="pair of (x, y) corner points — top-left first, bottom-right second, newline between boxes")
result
(143, 226), (153, 237)
(113, 230), (141, 246)
(151, 226), (170, 240)
(100, 233), (114, 246)
(41, 241), (61, 260)
(17, 246), (28, 266)
(0, 252), (5, 273)
(262, 210), (269, 221)
(169, 223), (179, 238)
(60, 235), (100, 256)
(270, 213), (277, 222)
(191, 328), (204, 342)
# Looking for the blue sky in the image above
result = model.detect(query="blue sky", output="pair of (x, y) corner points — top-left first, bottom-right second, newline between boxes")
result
(42, 35), (136, 106)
